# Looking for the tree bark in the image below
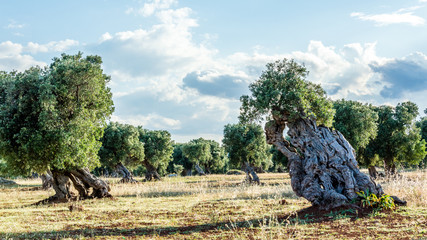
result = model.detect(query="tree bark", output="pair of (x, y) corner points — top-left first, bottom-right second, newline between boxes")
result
(265, 118), (385, 210)
(244, 162), (260, 184)
(368, 166), (378, 179)
(195, 164), (206, 176)
(384, 158), (396, 177)
(115, 162), (137, 183)
(39, 168), (112, 204)
(0, 177), (16, 185)
(143, 162), (161, 181)
(40, 170), (53, 190)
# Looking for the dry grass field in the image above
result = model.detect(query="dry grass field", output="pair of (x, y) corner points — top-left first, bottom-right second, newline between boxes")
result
(0, 171), (426, 239)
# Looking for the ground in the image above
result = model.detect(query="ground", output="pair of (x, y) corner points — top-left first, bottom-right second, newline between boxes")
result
(0, 171), (426, 239)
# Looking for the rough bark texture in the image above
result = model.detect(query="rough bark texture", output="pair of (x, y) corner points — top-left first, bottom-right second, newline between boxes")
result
(40, 170), (53, 190)
(384, 158), (396, 177)
(0, 177), (16, 185)
(144, 162), (161, 181)
(244, 162), (260, 184)
(39, 168), (112, 204)
(195, 164), (206, 176)
(368, 166), (378, 179)
(115, 162), (137, 183)
(265, 118), (386, 210)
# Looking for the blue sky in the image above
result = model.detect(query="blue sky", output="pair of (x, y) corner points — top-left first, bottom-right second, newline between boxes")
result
(1, 0), (427, 142)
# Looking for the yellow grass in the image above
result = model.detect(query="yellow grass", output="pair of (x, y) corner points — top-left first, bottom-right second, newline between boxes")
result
(0, 171), (426, 239)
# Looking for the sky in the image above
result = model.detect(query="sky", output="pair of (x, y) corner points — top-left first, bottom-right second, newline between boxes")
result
(1, 0), (427, 143)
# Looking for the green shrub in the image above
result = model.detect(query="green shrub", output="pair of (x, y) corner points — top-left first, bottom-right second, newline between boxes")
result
(357, 190), (396, 211)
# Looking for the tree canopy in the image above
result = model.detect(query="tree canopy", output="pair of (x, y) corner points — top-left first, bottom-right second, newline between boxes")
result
(99, 122), (144, 169)
(137, 128), (174, 178)
(222, 123), (272, 170)
(332, 99), (378, 165)
(366, 102), (426, 174)
(239, 58), (334, 127)
(0, 53), (114, 175)
(182, 138), (227, 174)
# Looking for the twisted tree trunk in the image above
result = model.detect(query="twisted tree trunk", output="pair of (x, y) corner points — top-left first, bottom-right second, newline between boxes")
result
(265, 118), (386, 210)
(368, 166), (378, 179)
(195, 164), (206, 176)
(384, 158), (396, 177)
(115, 162), (137, 183)
(39, 168), (112, 204)
(40, 170), (53, 190)
(244, 162), (260, 184)
(144, 162), (161, 181)
(0, 177), (16, 185)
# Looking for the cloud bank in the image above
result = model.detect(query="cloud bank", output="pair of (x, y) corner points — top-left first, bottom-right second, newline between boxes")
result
(1, 1), (427, 142)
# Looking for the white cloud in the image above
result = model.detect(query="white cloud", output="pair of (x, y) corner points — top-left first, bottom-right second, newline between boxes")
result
(351, 7), (425, 26)
(99, 32), (113, 42)
(5, 20), (24, 29)
(0, 41), (46, 71)
(111, 113), (181, 130)
(25, 39), (79, 54)
(126, 0), (178, 17)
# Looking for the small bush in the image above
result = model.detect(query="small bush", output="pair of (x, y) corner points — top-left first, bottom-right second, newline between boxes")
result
(357, 190), (396, 211)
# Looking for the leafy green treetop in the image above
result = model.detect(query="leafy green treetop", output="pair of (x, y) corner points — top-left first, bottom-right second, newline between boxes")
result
(332, 99), (378, 164)
(0, 53), (114, 201)
(99, 122), (144, 182)
(366, 102), (426, 175)
(222, 123), (272, 170)
(240, 58), (334, 127)
(137, 128), (174, 180)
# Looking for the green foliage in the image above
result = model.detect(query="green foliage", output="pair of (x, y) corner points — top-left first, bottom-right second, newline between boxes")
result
(365, 102), (426, 170)
(332, 99), (378, 166)
(0, 53), (114, 175)
(99, 122), (144, 170)
(138, 128), (174, 175)
(357, 190), (396, 211)
(416, 109), (427, 167)
(223, 123), (272, 170)
(239, 58), (334, 127)
(169, 143), (193, 174)
(173, 164), (184, 175)
(269, 145), (288, 172)
(182, 138), (228, 174)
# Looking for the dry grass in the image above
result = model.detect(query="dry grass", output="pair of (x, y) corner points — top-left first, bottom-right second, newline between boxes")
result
(0, 171), (426, 239)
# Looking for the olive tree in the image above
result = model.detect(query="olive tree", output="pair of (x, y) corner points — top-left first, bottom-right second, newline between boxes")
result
(366, 102), (426, 176)
(182, 138), (227, 175)
(416, 109), (427, 167)
(0, 53), (114, 202)
(332, 99), (379, 177)
(223, 123), (271, 183)
(99, 122), (144, 183)
(239, 58), (400, 210)
(137, 128), (174, 181)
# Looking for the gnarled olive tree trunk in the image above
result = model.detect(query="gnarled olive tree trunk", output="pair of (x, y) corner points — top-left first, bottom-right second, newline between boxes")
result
(244, 162), (260, 184)
(195, 164), (206, 176)
(115, 162), (137, 183)
(0, 177), (16, 185)
(143, 162), (161, 181)
(40, 170), (53, 190)
(265, 118), (385, 210)
(42, 168), (111, 203)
